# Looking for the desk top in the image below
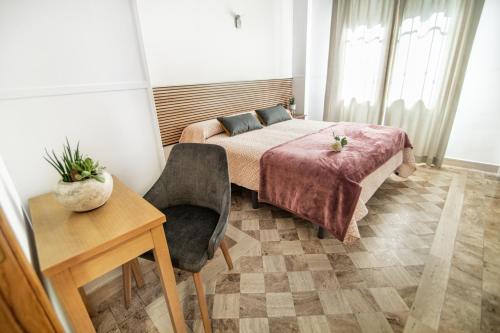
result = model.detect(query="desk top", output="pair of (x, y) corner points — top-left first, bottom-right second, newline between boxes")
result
(29, 177), (165, 276)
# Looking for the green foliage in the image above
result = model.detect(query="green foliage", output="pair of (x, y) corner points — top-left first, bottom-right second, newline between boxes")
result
(333, 136), (347, 147)
(332, 131), (348, 147)
(289, 96), (295, 105)
(44, 139), (105, 183)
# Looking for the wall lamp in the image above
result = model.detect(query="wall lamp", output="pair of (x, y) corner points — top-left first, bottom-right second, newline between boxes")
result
(234, 14), (242, 29)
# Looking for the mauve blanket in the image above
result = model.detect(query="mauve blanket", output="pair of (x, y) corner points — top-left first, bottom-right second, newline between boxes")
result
(259, 122), (413, 241)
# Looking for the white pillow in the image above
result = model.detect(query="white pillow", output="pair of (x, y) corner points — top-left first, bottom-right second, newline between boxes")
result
(179, 119), (224, 143)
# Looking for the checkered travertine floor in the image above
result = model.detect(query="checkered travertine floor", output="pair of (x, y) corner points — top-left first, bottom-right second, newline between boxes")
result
(86, 166), (500, 333)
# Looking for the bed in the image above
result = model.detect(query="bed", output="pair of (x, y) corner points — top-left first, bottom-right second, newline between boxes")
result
(179, 113), (416, 243)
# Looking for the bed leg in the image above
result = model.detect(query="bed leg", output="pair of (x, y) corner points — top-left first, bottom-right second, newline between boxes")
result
(317, 227), (326, 239)
(251, 191), (259, 209)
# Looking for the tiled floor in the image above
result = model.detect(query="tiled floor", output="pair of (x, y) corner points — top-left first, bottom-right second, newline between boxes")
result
(87, 166), (500, 333)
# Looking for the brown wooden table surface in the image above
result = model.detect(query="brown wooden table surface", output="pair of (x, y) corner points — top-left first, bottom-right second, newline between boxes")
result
(29, 176), (186, 333)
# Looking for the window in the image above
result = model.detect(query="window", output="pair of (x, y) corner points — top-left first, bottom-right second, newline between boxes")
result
(340, 24), (386, 106)
(387, 12), (453, 108)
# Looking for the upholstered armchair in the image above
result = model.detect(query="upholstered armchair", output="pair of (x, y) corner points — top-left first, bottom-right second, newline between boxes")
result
(127, 143), (233, 333)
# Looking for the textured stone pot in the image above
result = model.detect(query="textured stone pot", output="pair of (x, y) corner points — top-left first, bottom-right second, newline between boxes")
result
(53, 171), (113, 212)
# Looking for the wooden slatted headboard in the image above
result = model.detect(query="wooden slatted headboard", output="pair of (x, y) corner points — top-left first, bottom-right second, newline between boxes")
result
(153, 78), (293, 146)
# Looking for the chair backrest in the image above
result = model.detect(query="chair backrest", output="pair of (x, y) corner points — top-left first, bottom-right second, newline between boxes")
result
(144, 143), (230, 213)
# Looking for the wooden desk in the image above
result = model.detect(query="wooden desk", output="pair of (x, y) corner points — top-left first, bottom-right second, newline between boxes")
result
(29, 177), (187, 333)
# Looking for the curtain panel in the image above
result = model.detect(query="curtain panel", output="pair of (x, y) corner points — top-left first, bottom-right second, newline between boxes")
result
(323, 0), (397, 124)
(323, 0), (484, 166)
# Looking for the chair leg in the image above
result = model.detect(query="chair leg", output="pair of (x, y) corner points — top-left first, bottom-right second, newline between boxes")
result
(131, 258), (145, 288)
(219, 239), (233, 270)
(193, 272), (212, 333)
(122, 263), (132, 309)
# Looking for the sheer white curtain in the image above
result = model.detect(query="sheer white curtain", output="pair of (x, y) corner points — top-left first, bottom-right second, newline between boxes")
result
(384, 0), (484, 165)
(324, 0), (484, 166)
(323, 0), (396, 124)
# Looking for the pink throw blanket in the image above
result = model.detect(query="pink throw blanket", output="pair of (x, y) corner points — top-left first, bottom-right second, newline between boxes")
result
(259, 122), (413, 241)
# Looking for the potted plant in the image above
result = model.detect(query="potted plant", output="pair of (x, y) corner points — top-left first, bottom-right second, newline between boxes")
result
(44, 139), (113, 212)
(331, 131), (348, 152)
(289, 96), (296, 116)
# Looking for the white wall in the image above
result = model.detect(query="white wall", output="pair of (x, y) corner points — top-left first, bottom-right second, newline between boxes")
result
(0, 1), (165, 331)
(0, 90), (164, 202)
(136, 0), (293, 86)
(291, 0), (332, 120)
(0, 155), (31, 262)
(0, 0), (165, 204)
(445, 0), (500, 167)
(292, 0), (309, 116)
(304, 0), (332, 120)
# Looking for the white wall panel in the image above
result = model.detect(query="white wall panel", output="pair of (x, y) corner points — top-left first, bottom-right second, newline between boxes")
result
(446, 0), (500, 166)
(0, 1), (165, 328)
(0, 0), (146, 91)
(137, 0), (293, 86)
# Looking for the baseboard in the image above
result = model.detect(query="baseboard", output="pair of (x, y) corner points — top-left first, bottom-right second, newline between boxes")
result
(443, 157), (499, 174)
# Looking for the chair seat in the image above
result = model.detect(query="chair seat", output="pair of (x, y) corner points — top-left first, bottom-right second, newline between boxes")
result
(143, 205), (219, 272)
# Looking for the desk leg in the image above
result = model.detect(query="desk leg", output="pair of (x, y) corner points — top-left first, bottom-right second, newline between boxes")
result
(131, 258), (145, 288)
(122, 263), (132, 309)
(51, 270), (95, 333)
(151, 226), (187, 333)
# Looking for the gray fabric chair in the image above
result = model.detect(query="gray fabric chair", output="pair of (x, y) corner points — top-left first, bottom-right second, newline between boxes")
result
(127, 143), (232, 333)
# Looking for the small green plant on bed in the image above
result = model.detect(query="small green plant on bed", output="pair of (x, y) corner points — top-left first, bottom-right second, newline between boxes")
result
(331, 131), (348, 152)
(44, 138), (105, 183)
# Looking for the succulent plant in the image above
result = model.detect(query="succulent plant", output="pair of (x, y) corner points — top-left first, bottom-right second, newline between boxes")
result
(44, 139), (105, 183)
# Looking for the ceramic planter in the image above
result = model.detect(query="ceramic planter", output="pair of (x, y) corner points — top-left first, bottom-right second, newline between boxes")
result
(53, 171), (113, 212)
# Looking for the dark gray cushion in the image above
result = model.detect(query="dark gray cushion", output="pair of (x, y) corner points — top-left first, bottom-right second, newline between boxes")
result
(217, 113), (263, 136)
(142, 205), (219, 272)
(256, 105), (291, 125)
